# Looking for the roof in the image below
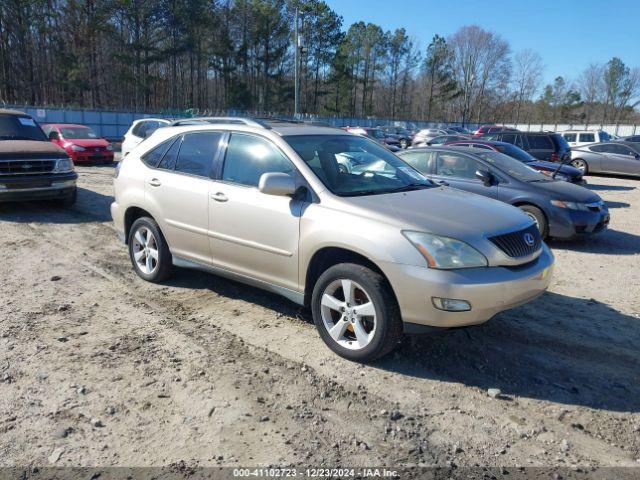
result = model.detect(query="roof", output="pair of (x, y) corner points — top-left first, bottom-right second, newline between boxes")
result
(0, 108), (30, 116)
(166, 116), (346, 136)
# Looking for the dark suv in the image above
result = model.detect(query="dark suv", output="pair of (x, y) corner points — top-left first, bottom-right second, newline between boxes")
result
(0, 109), (77, 205)
(379, 125), (413, 148)
(482, 131), (571, 163)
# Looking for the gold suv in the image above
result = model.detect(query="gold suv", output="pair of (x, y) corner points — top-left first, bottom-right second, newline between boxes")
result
(111, 118), (554, 361)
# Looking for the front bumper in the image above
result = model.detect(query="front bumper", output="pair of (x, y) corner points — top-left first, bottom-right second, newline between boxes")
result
(0, 172), (77, 202)
(381, 245), (554, 328)
(69, 151), (114, 163)
(548, 205), (609, 239)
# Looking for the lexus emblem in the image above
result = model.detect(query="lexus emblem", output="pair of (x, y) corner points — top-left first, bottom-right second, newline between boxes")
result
(523, 233), (535, 247)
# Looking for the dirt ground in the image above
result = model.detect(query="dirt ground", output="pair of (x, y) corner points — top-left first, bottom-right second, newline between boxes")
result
(0, 164), (639, 470)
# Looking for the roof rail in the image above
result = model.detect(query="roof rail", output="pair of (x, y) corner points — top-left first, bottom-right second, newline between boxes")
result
(169, 117), (271, 129)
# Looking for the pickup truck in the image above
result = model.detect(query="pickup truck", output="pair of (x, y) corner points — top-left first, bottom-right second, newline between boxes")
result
(0, 109), (77, 205)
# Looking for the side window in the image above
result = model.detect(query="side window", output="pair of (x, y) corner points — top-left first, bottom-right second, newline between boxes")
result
(589, 144), (607, 153)
(401, 151), (433, 174)
(563, 133), (577, 142)
(132, 121), (148, 138)
(158, 135), (182, 170)
(501, 133), (517, 144)
(515, 134), (526, 149)
(528, 135), (553, 149)
(435, 152), (481, 179)
(42, 125), (53, 136)
(174, 132), (222, 177)
(579, 133), (595, 143)
(222, 134), (294, 187)
(612, 145), (635, 156)
(141, 137), (177, 168)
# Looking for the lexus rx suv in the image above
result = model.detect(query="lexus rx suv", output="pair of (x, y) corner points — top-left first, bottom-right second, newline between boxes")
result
(111, 118), (554, 362)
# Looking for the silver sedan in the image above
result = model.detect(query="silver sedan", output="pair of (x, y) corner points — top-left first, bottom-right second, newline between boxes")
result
(571, 142), (640, 177)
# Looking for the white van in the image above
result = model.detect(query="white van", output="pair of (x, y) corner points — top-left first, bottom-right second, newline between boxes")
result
(560, 130), (611, 148)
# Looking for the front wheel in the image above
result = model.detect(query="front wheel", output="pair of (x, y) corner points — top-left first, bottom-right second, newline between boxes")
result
(519, 205), (548, 239)
(311, 263), (403, 362)
(571, 158), (588, 175)
(128, 217), (173, 283)
(400, 138), (408, 149)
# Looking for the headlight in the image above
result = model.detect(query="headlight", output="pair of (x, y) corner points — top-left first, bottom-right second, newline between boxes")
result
(54, 158), (74, 173)
(106, 144), (114, 151)
(403, 231), (488, 269)
(71, 145), (86, 152)
(551, 200), (590, 211)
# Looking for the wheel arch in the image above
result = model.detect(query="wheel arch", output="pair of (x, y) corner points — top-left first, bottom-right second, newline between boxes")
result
(124, 206), (158, 242)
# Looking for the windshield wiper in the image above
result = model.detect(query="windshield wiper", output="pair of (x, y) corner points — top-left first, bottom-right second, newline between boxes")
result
(339, 183), (432, 197)
(384, 182), (433, 193)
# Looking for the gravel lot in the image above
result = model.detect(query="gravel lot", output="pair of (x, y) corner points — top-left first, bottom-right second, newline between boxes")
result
(0, 165), (639, 469)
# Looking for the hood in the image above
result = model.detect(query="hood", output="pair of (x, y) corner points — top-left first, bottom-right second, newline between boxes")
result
(342, 186), (533, 240)
(62, 138), (110, 148)
(0, 140), (68, 160)
(527, 179), (599, 202)
(527, 160), (581, 178)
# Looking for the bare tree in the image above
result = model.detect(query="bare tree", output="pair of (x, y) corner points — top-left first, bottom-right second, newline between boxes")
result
(512, 49), (543, 123)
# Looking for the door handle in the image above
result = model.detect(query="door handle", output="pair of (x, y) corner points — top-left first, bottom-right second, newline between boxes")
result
(148, 178), (161, 187)
(211, 192), (228, 202)
(437, 180), (449, 186)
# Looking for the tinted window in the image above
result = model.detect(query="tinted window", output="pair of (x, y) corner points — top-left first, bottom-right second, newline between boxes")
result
(501, 133), (517, 144)
(142, 137), (177, 168)
(435, 152), (481, 179)
(629, 136), (640, 142)
(599, 131), (610, 141)
(223, 134), (294, 187)
(527, 135), (553, 149)
(175, 132), (221, 177)
(493, 143), (536, 162)
(400, 151), (434, 174)
(579, 133), (595, 143)
(611, 144), (636, 156)
(473, 151), (547, 182)
(591, 144), (621, 154)
(158, 135), (182, 170)
(563, 133), (577, 142)
(0, 114), (48, 141)
(133, 120), (163, 138)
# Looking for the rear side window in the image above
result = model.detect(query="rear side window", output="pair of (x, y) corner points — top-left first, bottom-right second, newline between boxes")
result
(174, 132), (222, 177)
(141, 138), (176, 168)
(527, 135), (553, 149)
(579, 133), (595, 143)
(563, 133), (577, 142)
(435, 152), (481, 179)
(401, 151), (434, 174)
(222, 134), (294, 187)
(158, 135), (182, 170)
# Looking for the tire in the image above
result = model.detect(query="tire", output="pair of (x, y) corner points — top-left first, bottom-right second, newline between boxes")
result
(58, 188), (77, 207)
(311, 263), (403, 362)
(519, 204), (548, 239)
(571, 158), (588, 175)
(400, 138), (408, 149)
(128, 217), (173, 283)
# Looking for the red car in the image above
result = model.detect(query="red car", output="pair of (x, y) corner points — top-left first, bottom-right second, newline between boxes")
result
(42, 123), (115, 164)
(473, 125), (518, 137)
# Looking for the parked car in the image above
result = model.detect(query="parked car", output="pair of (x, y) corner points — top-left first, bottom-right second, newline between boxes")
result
(412, 134), (470, 148)
(41, 123), (114, 164)
(112, 118), (554, 362)
(570, 142), (640, 177)
(481, 131), (571, 163)
(122, 118), (170, 157)
(412, 128), (449, 144)
(0, 109), (76, 205)
(559, 130), (611, 148)
(397, 146), (608, 239)
(619, 135), (640, 143)
(445, 139), (584, 184)
(378, 125), (413, 148)
(473, 125), (518, 137)
(344, 127), (401, 150)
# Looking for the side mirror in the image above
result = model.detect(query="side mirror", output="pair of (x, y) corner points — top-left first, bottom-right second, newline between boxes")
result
(48, 131), (59, 141)
(475, 170), (493, 186)
(258, 172), (297, 197)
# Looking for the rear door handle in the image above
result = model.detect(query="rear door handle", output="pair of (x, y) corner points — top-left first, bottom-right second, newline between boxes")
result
(148, 178), (161, 187)
(211, 192), (228, 202)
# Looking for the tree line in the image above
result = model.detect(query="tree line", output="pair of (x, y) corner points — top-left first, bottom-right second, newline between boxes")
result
(1, 0), (639, 124)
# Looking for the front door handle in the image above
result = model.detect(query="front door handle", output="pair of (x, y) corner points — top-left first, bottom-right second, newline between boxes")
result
(211, 192), (228, 202)
(148, 178), (161, 187)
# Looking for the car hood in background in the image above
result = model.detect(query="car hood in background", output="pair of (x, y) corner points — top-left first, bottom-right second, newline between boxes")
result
(0, 140), (68, 159)
(63, 138), (110, 148)
(527, 179), (600, 202)
(344, 186), (532, 240)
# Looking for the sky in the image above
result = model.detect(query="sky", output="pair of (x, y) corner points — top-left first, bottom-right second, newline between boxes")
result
(323, 0), (640, 85)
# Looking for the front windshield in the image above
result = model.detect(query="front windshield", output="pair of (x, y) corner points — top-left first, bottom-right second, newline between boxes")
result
(493, 143), (536, 162)
(0, 115), (48, 141)
(284, 134), (433, 196)
(60, 127), (98, 139)
(473, 151), (548, 182)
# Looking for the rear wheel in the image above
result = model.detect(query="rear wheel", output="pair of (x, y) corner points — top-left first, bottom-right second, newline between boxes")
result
(311, 263), (403, 362)
(400, 138), (408, 149)
(519, 204), (548, 239)
(128, 217), (173, 283)
(571, 158), (588, 175)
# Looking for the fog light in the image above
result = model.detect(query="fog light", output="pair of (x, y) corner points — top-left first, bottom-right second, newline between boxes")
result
(432, 297), (471, 312)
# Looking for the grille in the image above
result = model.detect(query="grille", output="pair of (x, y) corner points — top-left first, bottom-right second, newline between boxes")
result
(0, 159), (56, 175)
(489, 224), (542, 258)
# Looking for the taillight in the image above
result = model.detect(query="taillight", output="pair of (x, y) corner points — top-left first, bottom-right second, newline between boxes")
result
(551, 153), (559, 162)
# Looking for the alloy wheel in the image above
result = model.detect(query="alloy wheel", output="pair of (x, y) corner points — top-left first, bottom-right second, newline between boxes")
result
(571, 159), (587, 174)
(132, 226), (159, 275)
(320, 279), (377, 350)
